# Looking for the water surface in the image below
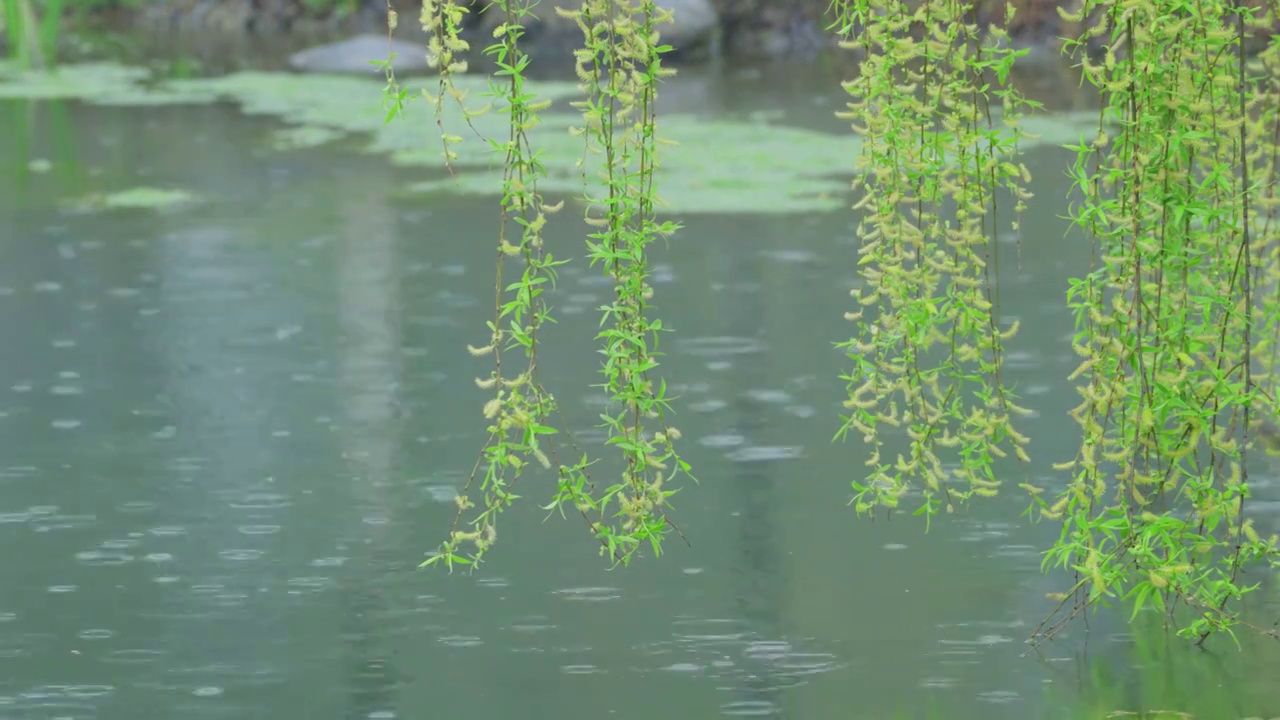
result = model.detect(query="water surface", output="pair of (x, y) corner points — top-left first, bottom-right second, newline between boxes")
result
(1, 62), (1278, 720)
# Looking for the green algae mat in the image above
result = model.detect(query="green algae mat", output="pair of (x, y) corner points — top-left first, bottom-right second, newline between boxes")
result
(0, 62), (1102, 214)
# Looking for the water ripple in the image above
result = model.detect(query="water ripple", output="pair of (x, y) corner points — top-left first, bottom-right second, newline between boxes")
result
(219, 549), (264, 562)
(699, 434), (745, 448)
(226, 492), (291, 510)
(977, 690), (1020, 704)
(237, 525), (281, 535)
(33, 514), (98, 532)
(63, 685), (115, 699)
(690, 400), (728, 413)
(744, 389), (791, 404)
(438, 635), (483, 648)
(725, 446), (804, 463)
(286, 576), (333, 592)
(192, 686), (224, 697)
(102, 649), (167, 665)
(553, 587), (621, 602)
(675, 336), (766, 357)
(510, 622), (555, 634)
(720, 699), (780, 716)
(639, 619), (842, 692)
(75, 551), (134, 566)
(759, 249), (818, 264)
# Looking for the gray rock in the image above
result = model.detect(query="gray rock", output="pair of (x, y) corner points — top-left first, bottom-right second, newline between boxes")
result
(660, 0), (719, 52)
(473, 0), (719, 57)
(289, 33), (433, 74)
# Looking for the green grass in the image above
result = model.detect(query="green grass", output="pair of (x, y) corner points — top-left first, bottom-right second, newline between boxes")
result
(1, 0), (62, 68)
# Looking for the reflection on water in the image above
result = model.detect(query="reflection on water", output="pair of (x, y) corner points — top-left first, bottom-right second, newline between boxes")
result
(723, 236), (790, 718)
(333, 170), (404, 720)
(0, 64), (1279, 720)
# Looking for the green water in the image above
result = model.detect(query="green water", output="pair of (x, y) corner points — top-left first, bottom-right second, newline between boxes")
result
(0, 62), (1278, 720)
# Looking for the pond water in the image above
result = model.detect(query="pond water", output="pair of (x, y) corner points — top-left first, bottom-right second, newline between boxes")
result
(1, 57), (1279, 720)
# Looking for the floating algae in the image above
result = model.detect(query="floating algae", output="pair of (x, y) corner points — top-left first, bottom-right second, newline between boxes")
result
(408, 172), (846, 215)
(0, 62), (152, 100)
(0, 62), (1109, 214)
(270, 125), (347, 150)
(405, 114), (858, 214)
(71, 187), (198, 212)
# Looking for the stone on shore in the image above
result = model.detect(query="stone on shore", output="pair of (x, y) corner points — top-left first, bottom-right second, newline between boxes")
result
(471, 0), (719, 56)
(289, 34), (432, 74)
(659, 0), (719, 51)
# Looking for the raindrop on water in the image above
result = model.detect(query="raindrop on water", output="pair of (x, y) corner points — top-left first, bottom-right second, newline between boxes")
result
(192, 686), (223, 697)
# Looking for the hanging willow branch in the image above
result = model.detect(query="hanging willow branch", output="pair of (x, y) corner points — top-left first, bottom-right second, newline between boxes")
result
(1248, 1), (1280, 430)
(422, 0), (478, 172)
(1031, 0), (1280, 644)
(546, 0), (695, 565)
(414, 0), (692, 568)
(831, 0), (1036, 522)
(421, 0), (598, 569)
